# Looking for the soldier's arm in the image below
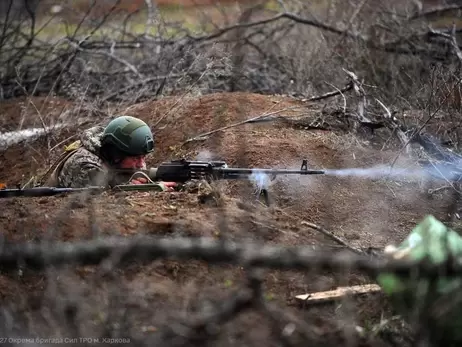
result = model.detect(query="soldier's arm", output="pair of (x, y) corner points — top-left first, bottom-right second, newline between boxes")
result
(59, 161), (108, 188)
(75, 162), (109, 187)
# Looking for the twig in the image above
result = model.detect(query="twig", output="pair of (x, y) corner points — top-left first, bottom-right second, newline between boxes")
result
(428, 24), (462, 64)
(344, 69), (371, 124)
(428, 185), (451, 194)
(301, 82), (353, 103)
(408, 4), (462, 21)
(66, 39), (144, 80)
(301, 221), (364, 255)
(100, 73), (202, 102)
(181, 105), (303, 145)
(190, 11), (368, 43)
(324, 82), (347, 114)
(153, 68), (210, 128)
(375, 98), (410, 150)
(389, 76), (462, 170)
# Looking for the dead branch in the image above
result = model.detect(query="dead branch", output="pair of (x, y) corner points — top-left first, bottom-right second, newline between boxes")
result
(375, 98), (411, 151)
(295, 284), (382, 304)
(300, 221), (364, 255)
(389, 76), (462, 169)
(344, 69), (372, 125)
(0, 235), (457, 278)
(66, 39), (144, 80)
(301, 82), (353, 103)
(181, 105), (303, 145)
(408, 4), (462, 21)
(188, 11), (367, 43)
(428, 25), (462, 64)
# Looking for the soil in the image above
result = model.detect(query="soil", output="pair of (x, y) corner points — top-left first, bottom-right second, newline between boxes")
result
(0, 91), (456, 345)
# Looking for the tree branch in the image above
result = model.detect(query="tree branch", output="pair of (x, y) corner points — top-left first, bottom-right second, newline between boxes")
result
(188, 12), (367, 43)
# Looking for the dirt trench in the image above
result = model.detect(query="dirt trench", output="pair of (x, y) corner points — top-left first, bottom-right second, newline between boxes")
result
(0, 91), (454, 345)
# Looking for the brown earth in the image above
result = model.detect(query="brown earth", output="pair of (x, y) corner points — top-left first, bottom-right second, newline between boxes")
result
(0, 91), (455, 345)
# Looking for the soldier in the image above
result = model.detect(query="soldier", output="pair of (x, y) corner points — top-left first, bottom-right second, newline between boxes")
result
(44, 115), (176, 191)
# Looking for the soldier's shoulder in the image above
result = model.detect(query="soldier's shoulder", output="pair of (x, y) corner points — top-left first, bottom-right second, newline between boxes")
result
(64, 147), (104, 169)
(57, 147), (107, 187)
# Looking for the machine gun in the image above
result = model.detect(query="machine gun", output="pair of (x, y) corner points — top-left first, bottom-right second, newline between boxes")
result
(0, 159), (325, 204)
(112, 158), (325, 183)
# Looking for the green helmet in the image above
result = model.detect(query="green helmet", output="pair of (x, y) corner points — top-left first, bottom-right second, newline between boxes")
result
(101, 116), (154, 156)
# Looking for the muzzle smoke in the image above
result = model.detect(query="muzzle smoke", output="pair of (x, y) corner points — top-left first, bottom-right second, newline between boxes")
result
(196, 150), (214, 161)
(323, 165), (425, 180)
(250, 171), (272, 194)
(248, 163), (461, 192)
(326, 163), (462, 181)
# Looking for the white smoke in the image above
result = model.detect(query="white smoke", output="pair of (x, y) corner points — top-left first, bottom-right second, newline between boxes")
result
(195, 149), (214, 161)
(323, 163), (462, 182)
(324, 165), (424, 179)
(249, 171), (272, 196)
(250, 171), (271, 189)
(0, 124), (68, 150)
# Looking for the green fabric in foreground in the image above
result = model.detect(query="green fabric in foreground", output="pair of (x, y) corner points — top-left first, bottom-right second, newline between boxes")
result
(377, 215), (462, 345)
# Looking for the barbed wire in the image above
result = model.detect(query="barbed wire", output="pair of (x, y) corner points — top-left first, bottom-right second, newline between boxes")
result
(0, 235), (456, 278)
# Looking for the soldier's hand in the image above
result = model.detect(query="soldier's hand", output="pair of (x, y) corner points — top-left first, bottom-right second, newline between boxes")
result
(161, 181), (177, 192)
(130, 177), (148, 185)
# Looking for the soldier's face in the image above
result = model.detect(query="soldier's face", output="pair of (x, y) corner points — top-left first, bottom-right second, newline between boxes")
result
(118, 155), (146, 169)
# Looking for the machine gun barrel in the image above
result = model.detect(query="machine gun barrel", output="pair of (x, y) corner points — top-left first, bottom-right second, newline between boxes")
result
(112, 158), (325, 183)
(214, 167), (325, 179)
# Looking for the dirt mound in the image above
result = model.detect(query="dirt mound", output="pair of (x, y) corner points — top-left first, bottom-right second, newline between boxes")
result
(120, 92), (450, 246)
(0, 91), (454, 345)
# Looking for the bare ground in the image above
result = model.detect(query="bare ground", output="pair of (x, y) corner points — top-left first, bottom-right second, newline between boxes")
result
(0, 91), (454, 345)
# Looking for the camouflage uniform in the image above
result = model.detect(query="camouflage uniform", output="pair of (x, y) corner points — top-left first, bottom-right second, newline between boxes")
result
(44, 125), (168, 190)
(47, 125), (110, 188)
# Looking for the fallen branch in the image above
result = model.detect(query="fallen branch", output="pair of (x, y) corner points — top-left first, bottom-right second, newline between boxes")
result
(300, 221), (364, 255)
(408, 4), (462, 21)
(428, 185), (452, 194)
(181, 105), (303, 145)
(295, 284), (382, 304)
(428, 24), (462, 64)
(301, 82), (353, 103)
(0, 236), (458, 277)
(181, 82), (357, 145)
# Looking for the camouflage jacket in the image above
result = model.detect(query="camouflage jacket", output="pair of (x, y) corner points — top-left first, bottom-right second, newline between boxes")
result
(45, 125), (167, 191)
(47, 125), (109, 188)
